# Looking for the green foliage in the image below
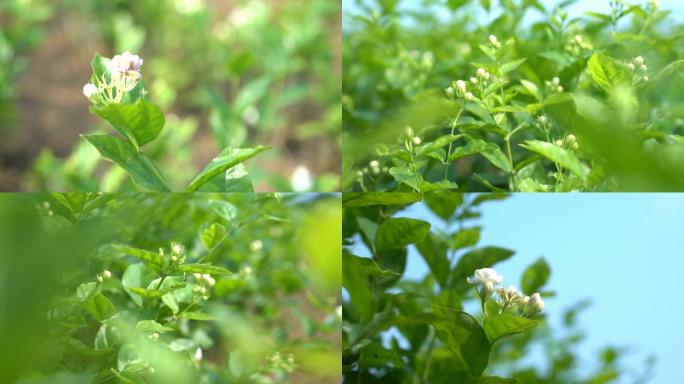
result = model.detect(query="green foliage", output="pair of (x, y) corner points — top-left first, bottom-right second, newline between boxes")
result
(0, 193), (341, 383)
(342, 192), (546, 382)
(344, 0), (684, 191)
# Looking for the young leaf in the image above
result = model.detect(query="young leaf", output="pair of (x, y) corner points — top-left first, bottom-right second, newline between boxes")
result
(136, 320), (174, 333)
(128, 287), (167, 299)
(186, 146), (270, 192)
(114, 245), (163, 268)
(448, 137), (498, 162)
(500, 58), (527, 74)
(483, 313), (540, 344)
(521, 257), (551, 294)
(520, 140), (590, 182)
(76, 282), (100, 301)
(91, 100), (165, 149)
(389, 166), (421, 192)
(162, 293), (179, 314)
(433, 307), (491, 376)
(375, 218), (431, 252)
(82, 294), (117, 322)
(82, 134), (170, 191)
(416, 134), (463, 157)
(415, 232), (450, 288)
(201, 223), (227, 250)
(178, 263), (232, 275)
(587, 52), (631, 91)
(451, 227), (481, 250)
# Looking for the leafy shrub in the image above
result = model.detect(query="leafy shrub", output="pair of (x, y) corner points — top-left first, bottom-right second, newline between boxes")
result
(0, 193), (341, 383)
(343, 0), (684, 191)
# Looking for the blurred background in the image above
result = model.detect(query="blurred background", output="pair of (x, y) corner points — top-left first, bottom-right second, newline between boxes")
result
(0, 0), (341, 192)
(348, 193), (681, 383)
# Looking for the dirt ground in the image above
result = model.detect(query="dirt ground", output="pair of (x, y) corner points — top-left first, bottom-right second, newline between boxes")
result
(0, 0), (341, 191)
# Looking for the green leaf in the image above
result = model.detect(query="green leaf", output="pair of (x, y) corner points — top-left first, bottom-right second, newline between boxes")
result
(521, 257), (551, 294)
(520, 79), (541, 101)
(481, 145), (512, 173)
(128, 287), (167, 298)
(201, 223), (227, 250)
(82, 134), (170, 191)
(178, 263), (232, 275)
(389, 166), (421, 192)
(415, 232), (450, 288)
(451, 227), (481, 250)
(500, 58), (527, 74)
(136, 320), (174, 333)
(343, 192), (422, 207)
(448, 137), (498, 162)
(433, 307), (491, 376)
(375, 218), (431, 252)
(118, 344), (144, 373)
(91, 100), (165, 149)
(483, 313), (540, 343)
(115, 245), (163, 268)
(186, 146), (270, 192)
(416, 134), (463, 157)
(452, 247), (515, 289)
(122, 264), (145, 307)
(360, 342), (404, 368)
(465, 377), (521, 384)
(162, 293), (179, 314)
(587, 52), (631, 91)
(423, 192), (464, 221)
(520, 140), (590, 181)
(82, 294), (116, 321)
(76, 282), (99, 301)
(180, 311), (216, 321)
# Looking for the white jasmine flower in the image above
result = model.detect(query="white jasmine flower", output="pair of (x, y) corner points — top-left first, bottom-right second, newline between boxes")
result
(467, 268), (503, 286)
(529, 292), (544, 312)
(193, 347), (203, 362)
(455, 80), (467, 93)
(82, 83), (98, 98)
(290, 165), (313, 192)
(464, 92), (474, 101)
(109, 51), (144, 76)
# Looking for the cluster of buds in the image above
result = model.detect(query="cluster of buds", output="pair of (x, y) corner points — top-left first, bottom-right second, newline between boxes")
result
(554, 134), (579, 150)
(488, 34), (501, 49)
(467, 268), (544, 317)
(83, 51), (144, 104)
(160, 242), (186, 267)
(626, 56), (649, 83)
(544, 77), (563, 93)
(193, 273), (216, 300)
(565, 34), (592, 55)
(267, 352), (296, 373)
(403, 126), (422, 146)
(37, 201), (54, 216)
(446, 67), (493, 103)
(147, 332), (160, 341)
(96, 269), (113, 283)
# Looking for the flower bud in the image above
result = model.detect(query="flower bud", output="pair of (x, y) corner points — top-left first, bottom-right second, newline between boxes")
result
(554, 139), (563, 146)
(640, 64), (648, 71)
(470, 77), (478, 84)
(445, 86), (455, 97)
(464, 92), (474, 101)
(565, 134), (577, 145)
(642, 75), (649, 81)
(369, 160), (379, 169)
(489, 34), (498, 45)
(97, 276), (104, 283)
(102, 270), (112, 279)
(476, 68), (487, 79)
(356, 170), (363, 178)
(556, 86), (563, 92)
(634, 56), (644, 66)
(537, 115), (547, 124)
(552, 77), (560, 86)
(404, 126), (414, 138)
(529, 292), (544, 313)
(574, 34), (583, 43)
(193, 273), (201, 279)
(82, 83), (98, 98)
(412, 137), (422, 145)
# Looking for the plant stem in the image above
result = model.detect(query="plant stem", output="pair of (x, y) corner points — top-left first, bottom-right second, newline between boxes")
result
(444, 109), (463, 180)
(421, 332), (437, 383)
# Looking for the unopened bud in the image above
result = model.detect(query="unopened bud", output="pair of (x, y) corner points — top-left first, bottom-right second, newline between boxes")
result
(412, 137), (422, 145)
(464, 92), (474, 101)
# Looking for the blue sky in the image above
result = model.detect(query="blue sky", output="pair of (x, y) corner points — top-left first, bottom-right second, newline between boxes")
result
(373, 193), (683, 383)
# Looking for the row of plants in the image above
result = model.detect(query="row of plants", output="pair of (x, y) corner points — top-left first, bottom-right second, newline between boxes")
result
(343, 0), (684, 192)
